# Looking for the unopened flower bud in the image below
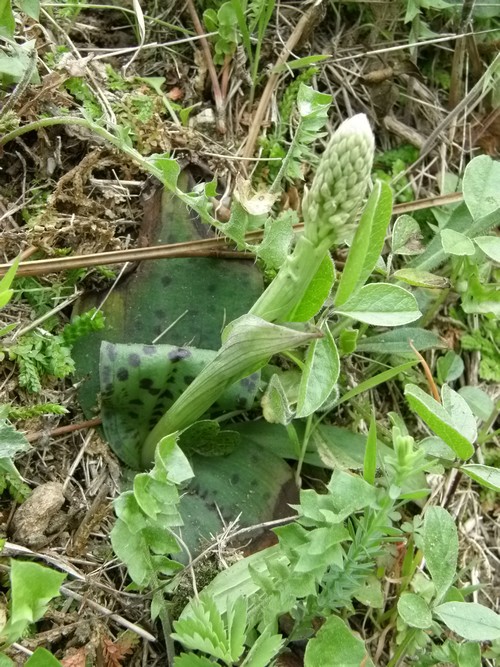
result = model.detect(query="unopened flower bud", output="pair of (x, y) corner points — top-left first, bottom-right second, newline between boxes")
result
(302, 114), (375, 247)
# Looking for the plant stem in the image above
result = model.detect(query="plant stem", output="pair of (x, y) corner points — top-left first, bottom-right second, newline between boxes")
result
(250, 234), (330, 322)
(386, 628), (418, 667)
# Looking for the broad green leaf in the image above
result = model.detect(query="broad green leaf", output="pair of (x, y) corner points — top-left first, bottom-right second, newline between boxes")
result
(287, 253), (335, 322)
(436, 350), (464, 383)
(463, 154), (500, 220)
(304, 615), (374, 667)
(420, 436), (456, 461)
(434, 602), (500, 641)
(296, 326), (339, 417)
(336, 283), (421, 326)
(0, 421), (30, 458)
(458, 386), (494, 422)
(411, 203), (499, 272)
(7, 561), (65, 642)
(240, 629), (283, 667)
(17, 0), (40, 19)
(338, 328), (358, 355)
(177, 420), (238, 457)
(474, 235), (500, 263)
(155, 434), (194, 483)
(24, 649), (61, 666)
(261, 373), (294, 425)
(0, 655), (14, 666)
(0, 0), (15, 38)
(397, 593), (433, 629)
(356, 327), (445, 355)
(441, 229), (475, 256)
(393, 268), (449, 289)
(391, 215), (424, 255)
(143, 315), (320, 464)
(461, 464), (500, 492)
(457, 642), (482, 667)
(335, 180), (393, 306)
(441, 384), (477, 444)
(363, 416), (377, 485)
(100, 341), (259, 469)
(404, 384), (474, 460)
(423, 507), (458, 603)
(326, 469), (377, 521)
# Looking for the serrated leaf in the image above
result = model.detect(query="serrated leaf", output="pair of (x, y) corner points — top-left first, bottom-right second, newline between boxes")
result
(441, 229), (475, 256)
(147, 154), (180, 190)
(227, 596), (247, 661)
(296, 326), (339, 417)
(404, 384), (474, 460)
(391, 215), (424, 255)
(394, 268), (449, 289)
(253, 210), (295, 270)
(356, 327), (445, 355)
(336, 180), (393, 305)
(463, 154), (500, 220)
(474, 235), (500, 263)
(336, 283), (421, 326)
(423, 507), (458, 603)
(397, 593), (433, 628)
(460, 464), (500, 492)
(434, 602), (500, 641)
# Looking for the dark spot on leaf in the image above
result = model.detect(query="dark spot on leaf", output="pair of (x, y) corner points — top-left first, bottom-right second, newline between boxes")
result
(105, 343), (117, 361)
(207, 283), (217, 293)
(183, 375), (195, 385)
(129, 398), (143, 406)
(159, 388), (173, 400)
(148, 387), (161, 396)
(168, 348), (191, 362)
(101, 366), (112, 384)
(231, 473), (240, 485)
(250, 478), (259, 488)
(129, 411), (138, 419)
(128, 353), (141, 367)
(161, 275), (172, 286)
(117, 368), (129, 381)
(140, 378), (154, 389)
(143, 345), (156, 355)
(155, 309), (166, 319)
